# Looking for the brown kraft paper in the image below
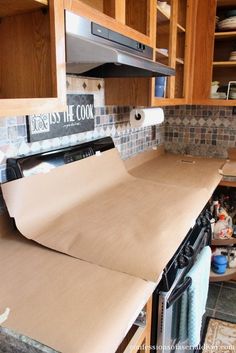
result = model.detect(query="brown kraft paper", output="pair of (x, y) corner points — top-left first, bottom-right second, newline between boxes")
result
(125, 149), (223, 193)
(220, 160), (236, 177)
(0, 226), (156, 353)
(2, 148), (212, 282)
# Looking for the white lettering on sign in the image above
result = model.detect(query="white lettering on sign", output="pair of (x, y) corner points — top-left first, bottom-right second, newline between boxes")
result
(30, 115), (50, 134)
(81, 105), (86, 120)
(64, 105), (75, 123)
(50, 112), (61, 124)
(76, 104), (94, 121)
(27, 95), (95, 142)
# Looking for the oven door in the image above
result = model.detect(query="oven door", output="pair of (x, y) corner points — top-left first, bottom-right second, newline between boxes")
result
(156, 275), (192, 353)
(151, 226), (211, 353)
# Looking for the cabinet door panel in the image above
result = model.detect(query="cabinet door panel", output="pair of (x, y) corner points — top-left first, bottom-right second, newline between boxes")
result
(0, 10), (52, 99)
(0, 0), (67, 117)
(191, 0), (217, 101)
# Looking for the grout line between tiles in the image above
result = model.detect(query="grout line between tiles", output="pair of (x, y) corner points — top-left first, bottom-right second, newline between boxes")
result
(214, 309), (236, 318)
(214, 282), (223, 312)
(212, 309), (216, 318)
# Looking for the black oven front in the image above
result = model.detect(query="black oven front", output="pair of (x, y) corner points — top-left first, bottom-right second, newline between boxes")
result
(151, 209), (212, 353)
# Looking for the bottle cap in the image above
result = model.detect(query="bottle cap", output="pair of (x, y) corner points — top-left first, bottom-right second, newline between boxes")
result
(219, 214), (225, 220)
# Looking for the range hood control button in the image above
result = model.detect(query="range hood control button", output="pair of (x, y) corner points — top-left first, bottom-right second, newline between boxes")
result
(91, 23), (109, 39)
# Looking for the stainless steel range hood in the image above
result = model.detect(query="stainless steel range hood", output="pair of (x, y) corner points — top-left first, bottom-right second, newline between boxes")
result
(65, 11), (175, 78)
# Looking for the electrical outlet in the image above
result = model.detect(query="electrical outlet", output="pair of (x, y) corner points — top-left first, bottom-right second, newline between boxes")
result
(233, 107), (236, 115)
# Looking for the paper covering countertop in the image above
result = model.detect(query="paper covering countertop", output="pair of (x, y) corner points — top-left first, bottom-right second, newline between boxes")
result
(0, 227), (156, 353)
(220, 159), (236, 177)
(125, 149), (223, 193)
(0, 148), (225, 353)
(2, 148), (222, 282)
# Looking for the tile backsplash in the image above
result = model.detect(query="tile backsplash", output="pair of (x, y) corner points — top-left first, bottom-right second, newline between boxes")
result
(164, 105), (236, 158)
(1, 104), (235, 186)
(0, 76), (164, 184)
(0, 106), (163, 184)
(1, 74), (235, 215)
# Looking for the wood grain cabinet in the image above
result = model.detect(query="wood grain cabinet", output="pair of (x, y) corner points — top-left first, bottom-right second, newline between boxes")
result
(104, 0), (193, 106)
(211, 0), (236, 105)
(65, 0), (157, 107)
(115, 297), (153, 353)
(191, 0), (236, 106)
(65, 0), (155, 46)
(0, 0), (67, 117)
(151, 0), (193, 105)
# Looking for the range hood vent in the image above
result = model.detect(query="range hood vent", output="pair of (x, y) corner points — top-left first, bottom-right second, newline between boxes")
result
(65, 12), (175, 78)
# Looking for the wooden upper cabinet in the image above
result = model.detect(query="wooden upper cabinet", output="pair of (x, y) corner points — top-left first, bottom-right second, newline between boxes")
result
(152, 0), (193, 105)
(105, 0), (192, 106)
(65, 0), (155, 46)
(191, 0), (217, 104)
(0, 0), (67, 117)
(210, 0), (236, 105)
(64, 0), (157, 107)
(191, 0), (236, 106)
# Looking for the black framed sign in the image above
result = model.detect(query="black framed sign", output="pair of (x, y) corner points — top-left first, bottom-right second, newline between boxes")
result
(26, 94), (95, 142)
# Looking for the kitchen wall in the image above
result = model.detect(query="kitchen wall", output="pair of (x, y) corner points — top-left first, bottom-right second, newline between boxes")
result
(0, 107), (163, 185)
(0, 76), (164, 185)
(0, 77), (165, 213)
(165, 105), (236, 158)
(0, 82), (235, 213)
(0, 104), (235, 185)
(0, 110), (163, 213)
(0, 104), (235, 180)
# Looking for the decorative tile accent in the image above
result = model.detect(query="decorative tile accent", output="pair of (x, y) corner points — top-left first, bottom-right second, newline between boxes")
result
(66, 75), (105, 107)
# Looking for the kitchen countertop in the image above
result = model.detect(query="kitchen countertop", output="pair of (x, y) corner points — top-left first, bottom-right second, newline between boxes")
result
(220, 159), (236, 178)
(0, 149), (225, 353)
(0, 326), (57, 353)
(2, 148), (221, 283)
(125, 147), (223, 193)
(0, 217), (156, 353)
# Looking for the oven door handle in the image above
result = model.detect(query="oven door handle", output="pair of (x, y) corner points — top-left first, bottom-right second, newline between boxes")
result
(166, 277), (192, 309)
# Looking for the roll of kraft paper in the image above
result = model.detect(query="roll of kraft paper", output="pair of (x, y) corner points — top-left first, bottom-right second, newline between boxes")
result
(130, 108), (164, 128)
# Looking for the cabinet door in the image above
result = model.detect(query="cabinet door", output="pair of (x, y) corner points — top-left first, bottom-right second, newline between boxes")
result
(105, 0), (193, 106)
(180, 0), (236, 106)
(0, 0), (67, 117)
(210, 0), (236, 105)
(152, 0), (192, 105)
(191, 0), (217, 104)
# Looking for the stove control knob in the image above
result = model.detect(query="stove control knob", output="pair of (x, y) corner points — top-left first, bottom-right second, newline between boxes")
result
(196, 217), (202, 227)
(184, 245), (194, 258)
(201, 216), (208, 227)
(178, 254), (189, 269)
